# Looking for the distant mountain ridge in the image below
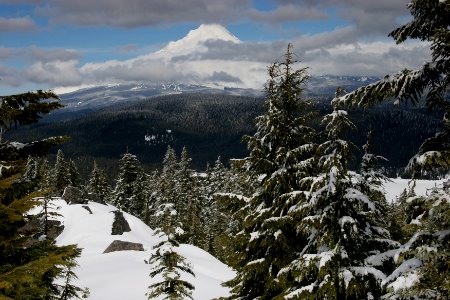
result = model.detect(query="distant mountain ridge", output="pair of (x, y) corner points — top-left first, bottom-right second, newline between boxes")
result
(57, 75), (380, 114)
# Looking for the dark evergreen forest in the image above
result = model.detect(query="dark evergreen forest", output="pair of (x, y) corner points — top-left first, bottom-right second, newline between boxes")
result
(5, 93), (442, 179)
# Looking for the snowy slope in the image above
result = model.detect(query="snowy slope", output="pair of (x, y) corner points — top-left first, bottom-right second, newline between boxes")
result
(52, 200), (234, 300)
(43, 178), (443, 299)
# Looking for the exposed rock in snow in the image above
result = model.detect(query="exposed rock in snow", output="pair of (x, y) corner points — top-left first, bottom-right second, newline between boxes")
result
(62, 186), (85, 204)
(103, 240), (144, 253)
(111, 210), (131, 235)
(52, 200), (234, 299)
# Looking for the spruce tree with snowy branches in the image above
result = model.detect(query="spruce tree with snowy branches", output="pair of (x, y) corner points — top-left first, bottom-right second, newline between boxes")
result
(52, 149), (71, 194)
(87, 161), (111, 204)
(176, 147), (202, 245)
(330, 1), (450, 297)
(112, 152), (144, 212)
(147, 201), (195, 299)
(281, 107), (396, 299)
(381, 183), (449, 300)
(226, 44), (318, 299)
(0, 90), (82, 299)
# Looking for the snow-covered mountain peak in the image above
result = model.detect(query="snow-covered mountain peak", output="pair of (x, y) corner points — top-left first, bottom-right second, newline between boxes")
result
(156, 23), (240, 57)
(185, 24), (240, 44)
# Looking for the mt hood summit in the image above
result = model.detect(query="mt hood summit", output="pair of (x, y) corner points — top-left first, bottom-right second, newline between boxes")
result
(155, 23), (241, 58)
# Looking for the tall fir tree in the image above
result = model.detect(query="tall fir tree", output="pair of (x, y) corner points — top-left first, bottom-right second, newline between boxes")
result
(112, 152), (144, 212)
(152, 146), (179, 233)
(382, 184), (449, 300)
(130, 171), (149, 219)
(147, 200), (195, 299)
(0, 90), (83, 299)
(202, 157), (233, 254)
(22, 156), (38, 182)
(282, 108), (396, 299)
(145, 169), (160, 227)
(67, 159), (81, 188)
(226, 44), (318, 299)
(52, 149), (71, 195)
(176, 147), (202, 245)
(87, 161), (112, 204)
(331, 1), (450, 297)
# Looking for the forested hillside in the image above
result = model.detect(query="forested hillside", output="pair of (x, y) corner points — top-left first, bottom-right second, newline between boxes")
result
(5, 93), (442, 179)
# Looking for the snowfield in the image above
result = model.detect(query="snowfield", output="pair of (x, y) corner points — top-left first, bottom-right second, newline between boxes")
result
(47, 178), (443, 299)
(52, 200), (234, 300)
(383, 178), (445, 202)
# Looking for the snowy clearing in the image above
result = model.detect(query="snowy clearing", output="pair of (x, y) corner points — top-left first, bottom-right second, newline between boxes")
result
(52, 200), (234, 300)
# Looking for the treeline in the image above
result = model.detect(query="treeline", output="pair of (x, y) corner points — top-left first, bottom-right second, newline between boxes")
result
(22, 146), (256, 262)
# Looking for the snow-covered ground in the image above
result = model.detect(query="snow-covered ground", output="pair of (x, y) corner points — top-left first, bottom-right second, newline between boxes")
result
(43, 178), (444, 299)
(52, 200), (234, 300)
(383, 178), (445, 202)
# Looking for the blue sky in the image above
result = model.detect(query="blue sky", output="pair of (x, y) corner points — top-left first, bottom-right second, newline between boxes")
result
(0, 0), (431, 94)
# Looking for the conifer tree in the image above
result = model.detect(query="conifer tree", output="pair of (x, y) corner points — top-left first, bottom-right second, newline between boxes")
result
(330, 2), (449, 297)
(226, 44), (318, 299)
(130, 171), (149, 218)
(87, 161), (112, 204)
(22, 155), (38, 182)
(153, 146), (179, 232)
(112, 152), (144, 212)
(145, 169), (160, 227)
(0, 90), (82, 299)
(388, 183), (417, 243)
(147, 201), (195, 299)
(53, 149), (71, 194)
(202, 157), (230, 254)
(382, 181), (449, 300)
(176, 147), (202, 245)
(282, 108), (396, 299)
(37, 157), (52, 189)
(67, 159), (81, 188)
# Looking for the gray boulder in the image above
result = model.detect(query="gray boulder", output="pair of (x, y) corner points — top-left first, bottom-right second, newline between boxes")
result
(111, 210), (131, 235)
(103, 240), (144, 253)
(62, 186), (86, 204)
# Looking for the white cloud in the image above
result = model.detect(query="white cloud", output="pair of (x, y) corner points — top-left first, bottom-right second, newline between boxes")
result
(0, 24), (432, 92)
(24, 60), (82, 86)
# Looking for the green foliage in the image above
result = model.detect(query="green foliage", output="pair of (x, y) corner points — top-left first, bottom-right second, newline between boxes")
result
(147, 202), (195, 300)
(0, 90), (63, 143)
(283, 107), (395, 299)
(6, 93), (443, 177)
(0, 90), (82, 299)
(87, 161), (112, 203)
(383, 186), (450, 300)
(67, 160), (81, 188)
(112, 152), (144, 212)
(226, 44), (319, 299)
(147, 238), (195, 300)
(52, 149), (71, 195)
